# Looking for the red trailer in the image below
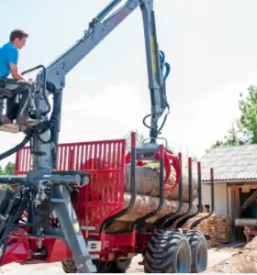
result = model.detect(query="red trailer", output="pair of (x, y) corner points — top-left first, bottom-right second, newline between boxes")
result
(0, 132), (214, 273)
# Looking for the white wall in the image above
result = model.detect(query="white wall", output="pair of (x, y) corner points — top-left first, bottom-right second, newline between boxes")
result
(193, 182), (228, 216)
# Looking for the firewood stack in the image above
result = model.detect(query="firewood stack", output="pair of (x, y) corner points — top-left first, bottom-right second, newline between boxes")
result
(182, 213), (232, 246)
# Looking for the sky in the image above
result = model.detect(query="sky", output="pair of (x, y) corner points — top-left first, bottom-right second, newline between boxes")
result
(1, 0), (257, 167)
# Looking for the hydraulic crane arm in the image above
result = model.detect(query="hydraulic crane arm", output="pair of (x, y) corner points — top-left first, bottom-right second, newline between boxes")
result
(0, 1), (172, 273)
(39, 0), (169, 142)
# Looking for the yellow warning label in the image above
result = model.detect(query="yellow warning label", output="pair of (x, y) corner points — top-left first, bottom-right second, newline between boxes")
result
(73, 222), (80, 233)
(151, 36), (157, 74)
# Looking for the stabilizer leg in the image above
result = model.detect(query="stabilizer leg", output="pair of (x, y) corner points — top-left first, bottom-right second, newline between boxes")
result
(51, 185), (96, 273)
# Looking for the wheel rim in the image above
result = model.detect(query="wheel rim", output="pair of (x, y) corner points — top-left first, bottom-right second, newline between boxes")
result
(176, 242), (190, 273)
(196, 242), (207, 271)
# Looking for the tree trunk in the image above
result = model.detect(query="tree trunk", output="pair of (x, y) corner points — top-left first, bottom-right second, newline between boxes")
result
(96, 192), (197, 232)
(205, 237), (257, 273)
(125, 165), (198, 202)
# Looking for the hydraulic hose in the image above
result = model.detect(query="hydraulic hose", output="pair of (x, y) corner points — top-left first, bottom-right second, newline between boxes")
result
(0, 131), (33, 161)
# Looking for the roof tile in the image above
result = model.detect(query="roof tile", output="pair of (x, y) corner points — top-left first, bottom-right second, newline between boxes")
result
(193, 144), (257, 182)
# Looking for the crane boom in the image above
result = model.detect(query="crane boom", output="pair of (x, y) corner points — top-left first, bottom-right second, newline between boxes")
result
(0, 0), (171, 273)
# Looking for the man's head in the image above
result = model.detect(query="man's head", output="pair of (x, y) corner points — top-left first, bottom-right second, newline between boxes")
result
(9, 29), (29, 49)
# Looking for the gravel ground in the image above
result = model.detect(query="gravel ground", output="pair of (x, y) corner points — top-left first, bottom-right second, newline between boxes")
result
(0, 248), (236, 274)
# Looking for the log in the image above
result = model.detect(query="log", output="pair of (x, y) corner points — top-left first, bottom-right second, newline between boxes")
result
(235, 218), (257, 227)
(95, 192), (197, 232)
(125, 164), (198, 202)
(205, 237), (257, 273)
(82, 159), (198, 202)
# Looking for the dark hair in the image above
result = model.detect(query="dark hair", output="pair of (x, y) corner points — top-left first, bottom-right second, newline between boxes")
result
(9, 29), (28, 42)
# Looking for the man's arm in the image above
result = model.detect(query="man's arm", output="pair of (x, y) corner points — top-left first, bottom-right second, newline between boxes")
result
(8, 47), (24, 80)
(9, 63), (24, 80)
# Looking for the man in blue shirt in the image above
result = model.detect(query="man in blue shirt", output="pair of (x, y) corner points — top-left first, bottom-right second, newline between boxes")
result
(0, 29), (36, 127)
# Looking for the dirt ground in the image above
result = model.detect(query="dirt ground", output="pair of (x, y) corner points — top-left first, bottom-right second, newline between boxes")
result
(0, 245), (241, 274)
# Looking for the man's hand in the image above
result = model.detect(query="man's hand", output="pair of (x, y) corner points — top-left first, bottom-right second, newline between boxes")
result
(28, 78), (37, 85)
(17, 79), (35, 89)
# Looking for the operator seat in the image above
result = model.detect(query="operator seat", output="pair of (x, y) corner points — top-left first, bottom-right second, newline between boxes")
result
(0, 79), (39, 133)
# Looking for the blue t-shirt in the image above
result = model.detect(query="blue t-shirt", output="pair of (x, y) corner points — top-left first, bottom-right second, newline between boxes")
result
(0, 42), (19, 78)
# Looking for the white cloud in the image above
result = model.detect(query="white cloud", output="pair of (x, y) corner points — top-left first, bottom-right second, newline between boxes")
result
(60, 84), (149, 142)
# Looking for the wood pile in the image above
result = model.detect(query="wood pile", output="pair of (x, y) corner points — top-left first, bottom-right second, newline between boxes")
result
(205, 237), (257, 273)
(182, 213), (231, 246)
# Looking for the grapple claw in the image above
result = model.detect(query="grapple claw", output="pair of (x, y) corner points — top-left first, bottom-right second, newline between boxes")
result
(163, 148), (181, 191)
(125, 147), (181, 192)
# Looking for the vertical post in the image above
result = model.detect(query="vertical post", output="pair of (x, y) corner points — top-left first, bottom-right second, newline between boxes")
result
(210, 168), (215, 213)
(178, 152), (183, 208)
(197, 162), (202, 212)
(190, 167), (215, 230)
(100, 131), (137, 232)
(188, 157), (193, 210)
(130, 131), (136, 207)
(159, 144), (165, 210)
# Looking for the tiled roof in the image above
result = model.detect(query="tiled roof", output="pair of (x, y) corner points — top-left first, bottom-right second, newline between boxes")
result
(194, 144), (257, 182)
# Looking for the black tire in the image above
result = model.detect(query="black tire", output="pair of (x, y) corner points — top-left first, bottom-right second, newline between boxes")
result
(115, 258), (132, 272)
(94, 258), (132, 273)
(62, 258), (77, 273)
(184, 230), (208, 273)
(61, 258), (132, 273)
(144, 230), (192, 273)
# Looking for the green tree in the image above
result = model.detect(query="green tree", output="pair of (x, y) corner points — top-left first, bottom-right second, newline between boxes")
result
(124, 130), (146, 151)
(4, 162), (15, 175)
(0, 166), (3, 175)
(192, 156), (198, 162)
(210, 122), (244, 149)
(209, 85), (257, 150)
(237, 85), (257, 144)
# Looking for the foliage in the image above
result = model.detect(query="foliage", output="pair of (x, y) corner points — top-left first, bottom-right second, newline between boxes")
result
(237, 85), (257, 144)
(0, 162), (15, 190)
(0, 162), (15, 175)
(192, 156), (198, 162)
(124, 130), (146, 151)
(4, 162), (15, 175)
(209, 85), (257, 149)
(210, 123), (244, 150)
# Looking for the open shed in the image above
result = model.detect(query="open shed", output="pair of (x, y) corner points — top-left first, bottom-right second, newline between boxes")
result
(196, 144), (257, 241)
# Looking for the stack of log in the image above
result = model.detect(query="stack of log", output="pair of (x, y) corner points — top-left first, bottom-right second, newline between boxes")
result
(183, 214), (232, 246)
(95, 163), (199, 232)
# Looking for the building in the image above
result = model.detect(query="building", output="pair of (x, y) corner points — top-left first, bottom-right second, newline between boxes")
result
(195, 144), (257, 240)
